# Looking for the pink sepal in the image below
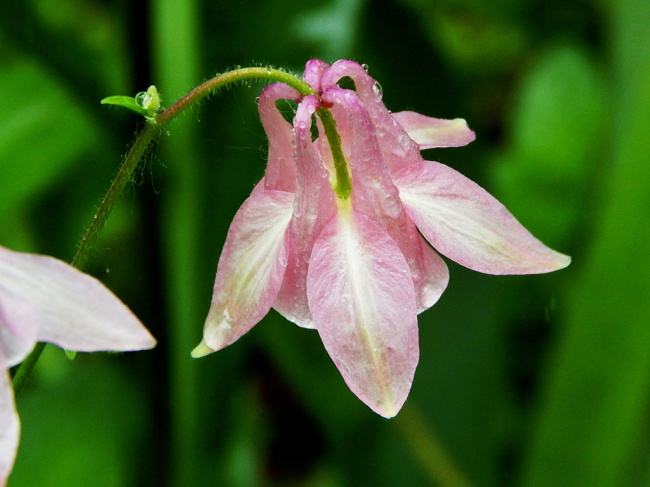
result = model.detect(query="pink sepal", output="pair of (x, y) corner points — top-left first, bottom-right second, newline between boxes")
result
(392, 111), (476, 149)
(202, 182), (294, 351)
(307, 207), (419, 418)
(393, 161), (572, 274)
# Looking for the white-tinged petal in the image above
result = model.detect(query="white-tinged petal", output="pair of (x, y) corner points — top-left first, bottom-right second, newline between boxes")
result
(0, 300), (37, 370)
(0, 370), (18, 487)
(393, 161), (571, 274)
(273, 95), (337, 329)
(0, 246), (155, 365)
(307, 203), (419, 418)
(201, 182), (294, 352)
(392, 111), (476, 149)
(322, 88), (450, 312)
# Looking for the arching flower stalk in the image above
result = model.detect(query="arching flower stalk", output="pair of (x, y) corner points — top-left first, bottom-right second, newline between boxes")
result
(193, 60), (570, 418)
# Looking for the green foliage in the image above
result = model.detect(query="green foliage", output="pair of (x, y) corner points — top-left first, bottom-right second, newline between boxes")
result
(2, 0), (649, 486)
(0, 59), (101, 216)
(492, 44), (606, 247)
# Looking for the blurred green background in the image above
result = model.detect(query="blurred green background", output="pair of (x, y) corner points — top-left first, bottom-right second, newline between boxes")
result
(2, 0), (649, 485)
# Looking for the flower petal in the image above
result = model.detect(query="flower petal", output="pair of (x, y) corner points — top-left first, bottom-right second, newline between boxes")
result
(198, 183), (294, 354)
(0, 370), (18, 487)
(0, 246), (155, 365)
(303, 59), (330, 93)
(392, 111), (476, 149)
(321, 60), (424, 173)
(273, 95), (337, 328)
(307, 204), (419, 418)
(322, 88), (450, 311)
(0, 294), (37, 369)
(393, 161), (572, 274)
(258, 83), (301, 193)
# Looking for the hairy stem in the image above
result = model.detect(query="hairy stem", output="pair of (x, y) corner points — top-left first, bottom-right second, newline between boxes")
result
(11, 66), (314, 392)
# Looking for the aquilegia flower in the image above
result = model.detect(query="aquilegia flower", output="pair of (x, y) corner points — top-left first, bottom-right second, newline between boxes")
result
(0, 245), (156, 485)
(193, 60), (570, 417)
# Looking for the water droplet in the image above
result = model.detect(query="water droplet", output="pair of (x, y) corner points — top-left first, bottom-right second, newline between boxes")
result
(361, 64), (369, 72)
(372, 82), (383, 100)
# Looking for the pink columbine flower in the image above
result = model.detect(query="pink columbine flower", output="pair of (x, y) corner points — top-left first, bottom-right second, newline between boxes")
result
(193, 60), (570, 418)
(0, 245), (156, 485)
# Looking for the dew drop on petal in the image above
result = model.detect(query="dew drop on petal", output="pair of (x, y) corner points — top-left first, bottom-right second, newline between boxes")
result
(372, 82), (383, 100)
(420, 283), (440, 309)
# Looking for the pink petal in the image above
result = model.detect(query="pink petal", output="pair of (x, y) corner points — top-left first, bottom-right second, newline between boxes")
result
(258, 83), (301, 193)
(198, 183), (294, 353)
(273, 95), (337, 328)
(392, 161), (572, 274)
(0, 370), (18, 487)
(0, 246), (155, 364)
(307, 206), (419, 418)
(303, 59), (330, 93)
(321, 60), (424, 173)
(0, 287), (38, 369)
(392, 111), (476, 149)
(322, 88), (450, 311)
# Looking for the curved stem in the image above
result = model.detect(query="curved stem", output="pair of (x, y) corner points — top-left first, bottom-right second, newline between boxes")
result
(395, 404), (475, 487)
(317, 108), (352, 199)
(11, 343), (46, 394)
(11, 66), (314, 391)
(158, 67), (315, 125)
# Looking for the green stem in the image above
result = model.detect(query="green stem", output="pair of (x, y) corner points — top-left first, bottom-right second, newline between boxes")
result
(11, 66), (314, 392)
(394, 404), (475, 487)
(11, 343), (46, 394)
(158, 67), (315, 125)
(317, 108), (352, 199)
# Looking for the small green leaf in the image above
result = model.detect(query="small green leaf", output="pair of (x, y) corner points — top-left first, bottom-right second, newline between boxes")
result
(101, 85), (161, 122)
(64, 350), (77, 360)
(100, 95), (148, 116)
(135, 85), (161, 119)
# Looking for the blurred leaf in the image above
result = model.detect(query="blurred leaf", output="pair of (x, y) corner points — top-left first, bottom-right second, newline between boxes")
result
(10, 350), (148, 487)
(520, 0), (650, 485)
(492, 45), (606, 247)
(512, 46), (606, 170)
(397, 0), (528, 73)
(0, 58), (101, 215)
(293, 0), (366, 60)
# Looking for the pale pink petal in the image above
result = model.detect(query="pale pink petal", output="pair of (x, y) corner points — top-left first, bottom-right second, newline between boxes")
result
(392, 111), (476, 149)
(0, 246), (155, 360)
(308, 207), (419, 418)
(322, 88), (450, 311)
(321, 60), (424, 173)
(0, 292), (37, 369)
(0, 370), (18, 487)
(197, 183), (294, 354)
(258, 83), (300, 193)
(273, 95), (337, 328)
(302, 59), (329, 93)
(393, 161), (572, 274)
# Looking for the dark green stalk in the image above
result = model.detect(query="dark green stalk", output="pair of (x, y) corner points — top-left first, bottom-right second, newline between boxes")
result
(11, 66), (315, 392)
(317, 108), (352, 199)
